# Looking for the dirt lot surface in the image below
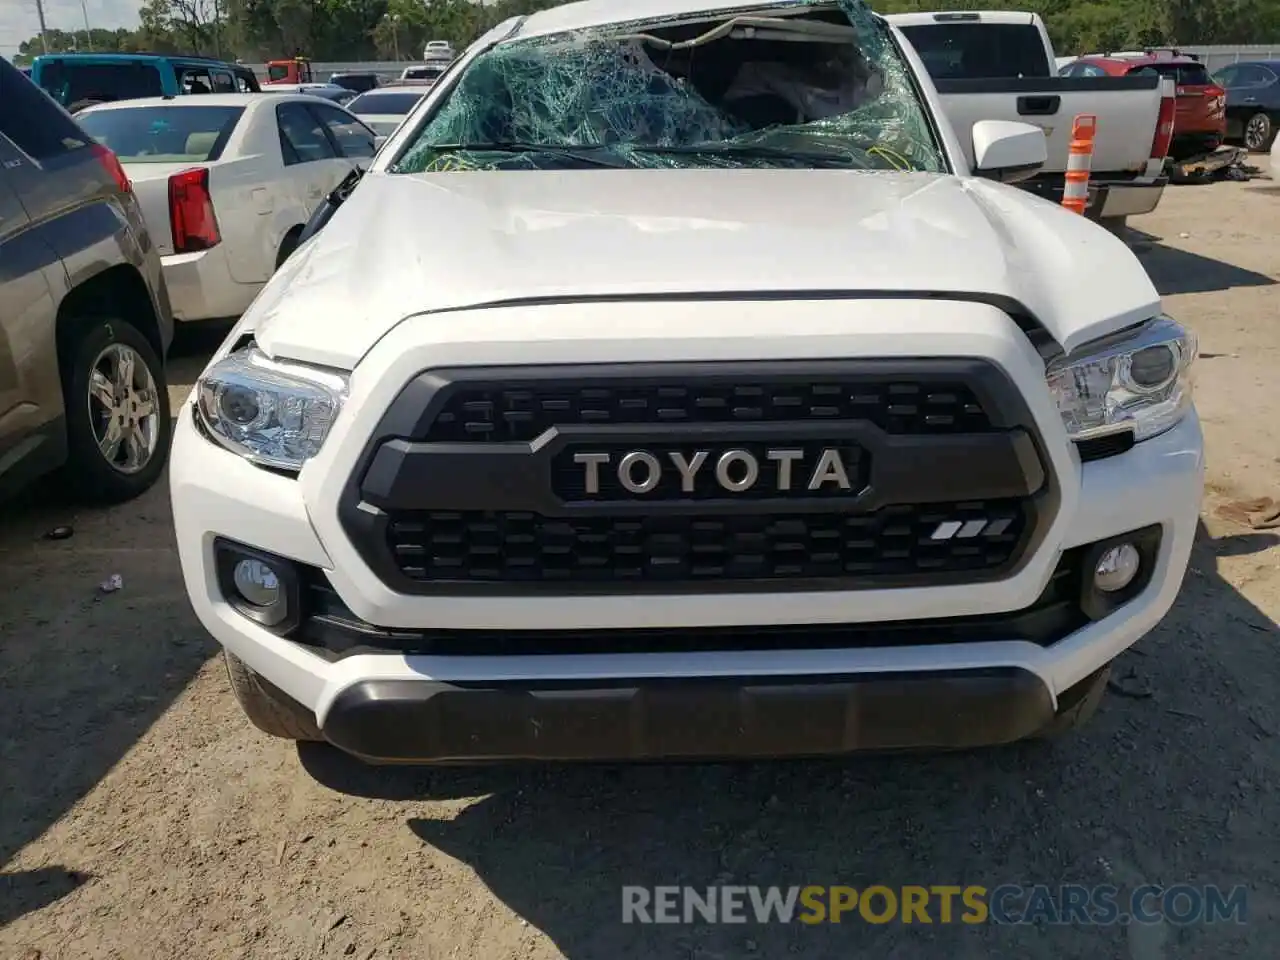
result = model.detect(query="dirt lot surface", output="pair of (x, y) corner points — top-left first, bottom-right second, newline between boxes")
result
(3, 169), (1280, 960)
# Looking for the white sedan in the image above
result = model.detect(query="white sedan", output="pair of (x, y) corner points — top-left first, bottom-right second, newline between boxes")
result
(344, 87), (430, 137)
(76, 93), (378, 323)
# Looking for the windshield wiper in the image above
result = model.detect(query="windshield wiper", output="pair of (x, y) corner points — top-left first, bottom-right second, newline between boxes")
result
(632, 143), (871, 169)
(426, 142), (630, 168)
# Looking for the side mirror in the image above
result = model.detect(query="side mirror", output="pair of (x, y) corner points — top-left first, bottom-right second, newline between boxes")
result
(971, 120), (1047, 184)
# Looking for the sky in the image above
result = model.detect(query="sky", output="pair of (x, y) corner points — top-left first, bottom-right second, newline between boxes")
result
(2, 0), (140, 58)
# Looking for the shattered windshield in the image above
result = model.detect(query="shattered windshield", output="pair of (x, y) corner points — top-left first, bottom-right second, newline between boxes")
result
(391, 0), (946, 174)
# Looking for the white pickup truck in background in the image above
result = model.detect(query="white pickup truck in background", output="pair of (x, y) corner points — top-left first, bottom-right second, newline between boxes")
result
(886, 10), (1176, 230)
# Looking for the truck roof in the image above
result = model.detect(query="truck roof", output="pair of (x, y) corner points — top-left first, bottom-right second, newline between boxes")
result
(511, 0), (830, 40)
(881, 10), (1041, 27)
(32, 51), (236, 65)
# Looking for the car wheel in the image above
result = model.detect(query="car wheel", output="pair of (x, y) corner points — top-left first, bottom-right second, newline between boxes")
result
(1244, 112), (1274, 151)
(60, 317), (171, 504)
(1034, 665), (1111, 739)
(224, 651), (322, 741)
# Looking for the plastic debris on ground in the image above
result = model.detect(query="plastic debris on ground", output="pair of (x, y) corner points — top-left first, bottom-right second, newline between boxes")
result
(393, 0), (945, 176)
(1168, 146), (1259, 184)
(98, 573), (124, 594)
(1216, 496), (1280, 531)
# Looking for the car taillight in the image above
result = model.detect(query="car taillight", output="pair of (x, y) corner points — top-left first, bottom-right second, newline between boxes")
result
(90, 144), (130, 193)
(168, 167), (221, 253)
(1151, 87), (1177, 160)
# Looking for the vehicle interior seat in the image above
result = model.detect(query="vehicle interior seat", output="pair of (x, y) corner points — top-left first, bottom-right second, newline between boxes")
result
(184, 132), (220, 156)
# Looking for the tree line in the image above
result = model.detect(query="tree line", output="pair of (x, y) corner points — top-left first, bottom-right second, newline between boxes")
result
(11, 0), (1280, 66)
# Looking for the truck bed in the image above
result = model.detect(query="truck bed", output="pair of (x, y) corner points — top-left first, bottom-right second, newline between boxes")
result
(930, 74), (1167, 177)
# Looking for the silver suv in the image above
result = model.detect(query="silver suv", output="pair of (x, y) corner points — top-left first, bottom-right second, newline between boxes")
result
(0, 57), (173, 503)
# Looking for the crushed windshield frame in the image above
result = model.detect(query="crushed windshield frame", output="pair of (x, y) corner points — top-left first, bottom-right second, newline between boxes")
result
(389, 0), (948, 175)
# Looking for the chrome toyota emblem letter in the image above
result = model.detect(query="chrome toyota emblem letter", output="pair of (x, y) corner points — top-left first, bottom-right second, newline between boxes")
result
(572, 446), (856, 496)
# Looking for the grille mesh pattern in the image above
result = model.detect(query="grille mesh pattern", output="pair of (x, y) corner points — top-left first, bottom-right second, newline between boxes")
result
(423, 378), (992, 443)
(386, 500), (1027, 584)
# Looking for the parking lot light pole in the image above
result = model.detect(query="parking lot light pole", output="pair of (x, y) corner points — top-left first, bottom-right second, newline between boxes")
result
(79, 0), (92, 50)
(35, 0), (50, 53)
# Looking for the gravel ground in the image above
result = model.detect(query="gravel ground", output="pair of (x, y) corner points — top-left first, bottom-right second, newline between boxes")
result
(2, 170), (1279, 960)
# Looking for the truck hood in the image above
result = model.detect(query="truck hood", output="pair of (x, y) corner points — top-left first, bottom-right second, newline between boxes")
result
(250, 168), (1161, 368)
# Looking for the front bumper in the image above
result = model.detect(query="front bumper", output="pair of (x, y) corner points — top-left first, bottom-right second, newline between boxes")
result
(171, 298), (1205, 762)
(322, 669), (1054, 763)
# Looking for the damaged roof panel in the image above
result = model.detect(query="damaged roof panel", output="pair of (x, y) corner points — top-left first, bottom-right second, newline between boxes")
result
(513, 0), (821, 41)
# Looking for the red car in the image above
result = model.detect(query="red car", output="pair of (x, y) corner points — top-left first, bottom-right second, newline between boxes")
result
(1063, 51), (1226, 160)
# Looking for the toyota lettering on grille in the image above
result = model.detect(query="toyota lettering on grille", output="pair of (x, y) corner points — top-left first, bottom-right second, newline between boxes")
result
(573, 448), (854, 495)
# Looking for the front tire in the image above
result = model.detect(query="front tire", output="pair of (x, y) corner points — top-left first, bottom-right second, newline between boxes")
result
(224, 651), (322, 741)
(60, 317), (171, 504)
(1245, 112), (1274, 151)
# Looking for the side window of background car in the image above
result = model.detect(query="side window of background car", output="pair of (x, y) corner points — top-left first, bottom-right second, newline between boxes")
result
(180, 67), (214, 94)
(309, 103), (376, 158)
(211, 70), (236, 93)
(0, 59), (90, 162)
(1238, 65), (1275, 88)
(277, 103), (338, 165)
(1214, 65), (1239, 88)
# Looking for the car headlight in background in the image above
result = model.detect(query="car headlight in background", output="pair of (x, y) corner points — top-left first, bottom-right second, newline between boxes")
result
(195, 344), (348, 472)
(1047, 315), (1196, 444)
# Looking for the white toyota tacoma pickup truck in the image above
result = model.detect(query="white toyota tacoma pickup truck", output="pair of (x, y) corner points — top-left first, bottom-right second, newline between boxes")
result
(171, 0), (1204, 764)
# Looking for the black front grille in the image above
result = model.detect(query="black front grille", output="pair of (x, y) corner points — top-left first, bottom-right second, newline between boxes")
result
(425, 377), (993, 443)
(386, 500), (1028, 585)
(344, 361), (1053, 594)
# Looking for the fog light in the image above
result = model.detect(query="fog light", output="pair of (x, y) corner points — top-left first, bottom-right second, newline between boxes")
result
(214, 540), (301, 632)
(1093, 543), (1141, 592)
(232, 558), (281, 607)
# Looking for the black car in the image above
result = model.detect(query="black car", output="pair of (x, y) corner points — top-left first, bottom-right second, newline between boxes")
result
(1213, 60), (1280, 150)
(329, 72), (380, 93)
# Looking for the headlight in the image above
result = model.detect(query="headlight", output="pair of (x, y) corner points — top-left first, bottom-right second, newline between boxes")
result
(195, 344), (348, 472)
(1046, 315), (1196, 443)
